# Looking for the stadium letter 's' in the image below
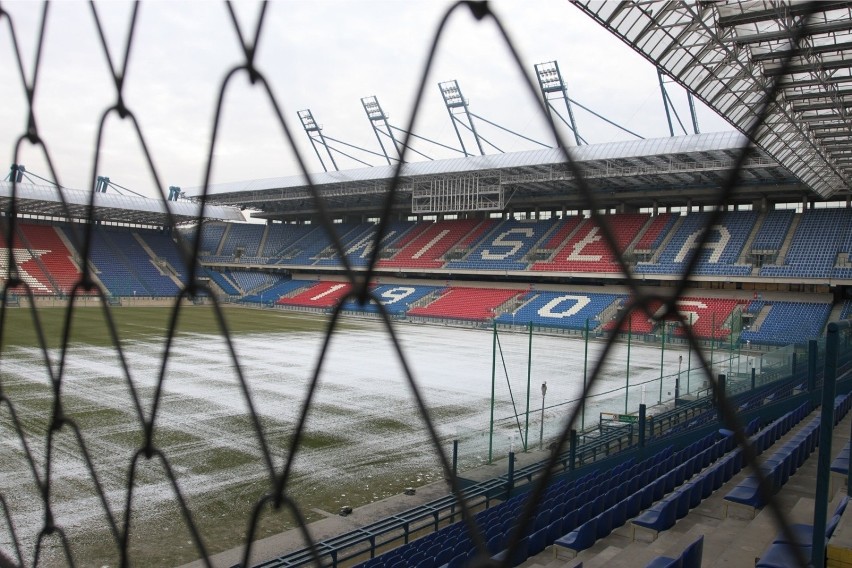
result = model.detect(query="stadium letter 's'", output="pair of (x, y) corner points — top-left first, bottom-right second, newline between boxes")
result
(674, 225), (730, 263)
(412, 229), (451, 259)
(481, 228), (535, 260)
(310, 283), (348, 301)
(566, 226), (603, 262)
(346, 230), (398, 259)
(537, 294), (591, 319)
(380, 287), (416, 305)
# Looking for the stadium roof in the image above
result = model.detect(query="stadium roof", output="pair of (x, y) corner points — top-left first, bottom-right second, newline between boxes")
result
(0, 182), (244, 225)
(573, 0), (852, 199)
(193, 131), (807, 220)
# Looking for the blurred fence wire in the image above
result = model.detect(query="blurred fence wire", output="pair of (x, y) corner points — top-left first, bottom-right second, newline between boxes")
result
(0, 1), (841, 567)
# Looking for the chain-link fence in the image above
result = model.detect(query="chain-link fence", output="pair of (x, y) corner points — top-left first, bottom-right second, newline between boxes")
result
(0, 2), (850, 568)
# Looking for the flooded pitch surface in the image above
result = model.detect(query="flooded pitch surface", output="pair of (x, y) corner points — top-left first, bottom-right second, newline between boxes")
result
(0, 314), (701, 566)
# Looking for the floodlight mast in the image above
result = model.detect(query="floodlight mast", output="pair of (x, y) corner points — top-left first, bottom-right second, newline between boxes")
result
(657, 68), (700, 136)
(534, 61), (583, 146)
(298, 109), (339, 172)
(439, 80), (485, 156)
(361, 96), (402, 166)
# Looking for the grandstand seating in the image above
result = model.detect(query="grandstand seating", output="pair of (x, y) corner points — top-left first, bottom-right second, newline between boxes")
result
(277, 281), (352, 308)
(261, 223), (316, 258)
(761, 208), (852, 279)
(841, 299), (852, 321)
(243, 278), (310, 304)
(495, 291), (622, 330)
(0, 223), (80, 295)
(138, 230), (189, 280)
(337, 221), (419, 268)
(740, 302), (832, 346)
(603, 297), (743, 339)
(378, 219), (489, 269)
(195, 221), (228, 256)
(446, 218), (557, 271)
(634, 213), (677, 251)
(533, 213), (648, 274)
(750, 209), (794, 251)
(218, 223), (265, 258)
(340, 284), (445, 314)
(636, 211), (757, 277)
(82, 228), (155, 296)
(408, 287), (522, 321)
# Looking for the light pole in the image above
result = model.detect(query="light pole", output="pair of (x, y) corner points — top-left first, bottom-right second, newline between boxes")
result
(539, 382), (547, 450)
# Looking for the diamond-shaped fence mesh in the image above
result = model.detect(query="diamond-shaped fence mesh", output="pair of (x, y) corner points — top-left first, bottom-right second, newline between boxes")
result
(1, 2), (851, 568)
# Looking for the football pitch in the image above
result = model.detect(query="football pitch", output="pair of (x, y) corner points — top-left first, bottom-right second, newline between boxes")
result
(0, 305), (707, 566)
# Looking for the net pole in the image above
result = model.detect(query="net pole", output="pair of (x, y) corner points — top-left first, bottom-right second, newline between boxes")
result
(524, 321), (532, 451)
(625, 318), (632, 414)
(687, 312), (692, 393)
(710, 311), (716, 375)
(489, 321), (496, 464)
(581, 318), (588, 431)
(659, 322), (666, 403)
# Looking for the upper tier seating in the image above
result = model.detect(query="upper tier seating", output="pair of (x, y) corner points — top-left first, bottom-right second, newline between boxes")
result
(408, 287), (522, 321)
(750, 210), (794, 251)
(261, 224), (316, 258)
(447, 218), (558, 271)
(329, 221), (419, 268)
(195, 221), (227, 256)
(378, 219), (489, 269)
(495, 291), (622, 330)
(277, 281), (352, 308)
(761, 208), (852, 279)
(636, 211), (757, 277)
(219, 223), (265, 258)
(340, 284), (445, 314)
(282, 223), (364, 266)
(634, 213), (678, 251)
(533, 214), (648, 274)
(740, 302), (832, 346)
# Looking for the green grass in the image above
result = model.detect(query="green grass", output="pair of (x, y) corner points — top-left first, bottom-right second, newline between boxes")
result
(0, 305), (336, 350)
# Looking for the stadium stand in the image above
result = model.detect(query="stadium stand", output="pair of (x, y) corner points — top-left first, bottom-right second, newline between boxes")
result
(242, 278), (310, 304)
(219, 223), (265, 258)
(0, 223), (80, 295)
(407, 287), (522, 321)
(377, 219), (489, 269)
(494, 291), (623, 330)
(633, 213), (678, 252)
(340, 284), (446, 314)
(277, 280), (353, 308)
(532, 213), (648, 274)
(445, 218), (558, 271)
(740, 301), (833, 346)
(761, 208), (852, 279)
(636, 211), (757, 277)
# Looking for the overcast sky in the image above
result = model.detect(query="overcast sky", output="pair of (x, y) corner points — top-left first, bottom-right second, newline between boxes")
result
(0, 1), (734, 201)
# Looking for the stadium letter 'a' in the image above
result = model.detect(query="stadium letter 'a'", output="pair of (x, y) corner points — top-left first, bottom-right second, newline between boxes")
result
(537, 294), (591, 319)
(674, 225), (730, 263)
(481, 228), (534, 260)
